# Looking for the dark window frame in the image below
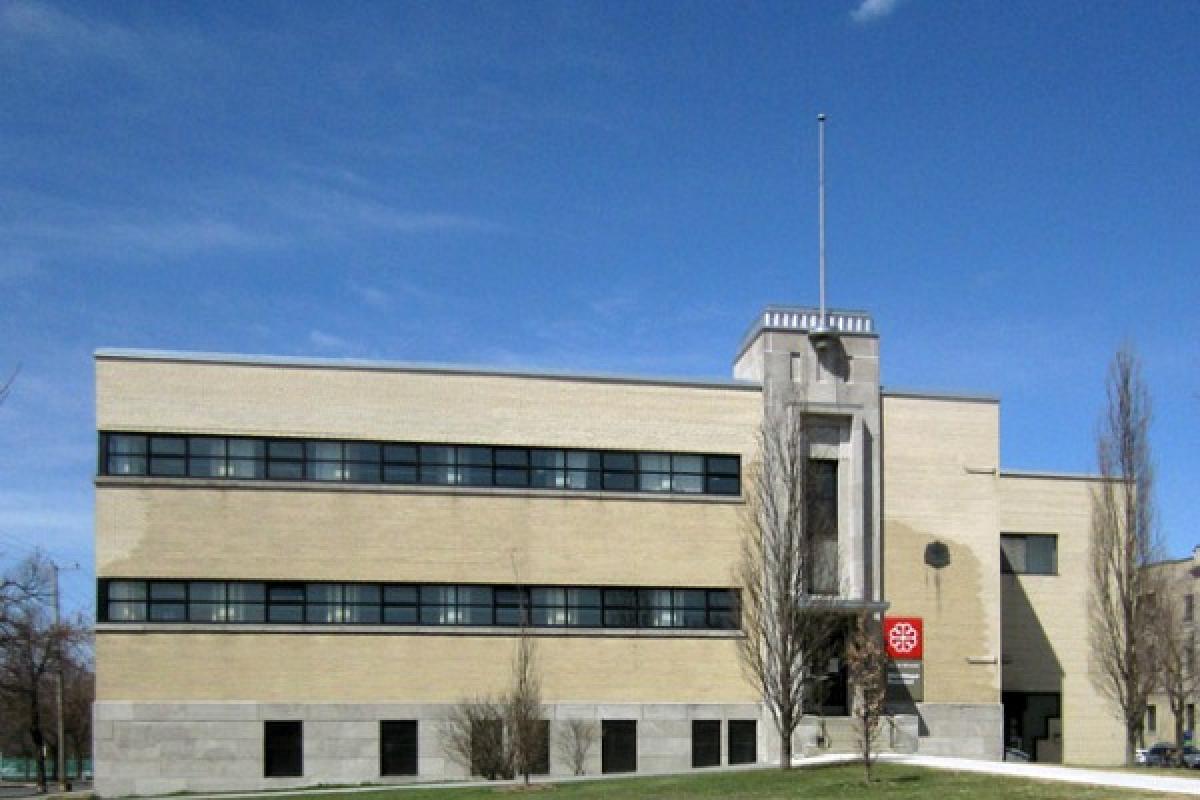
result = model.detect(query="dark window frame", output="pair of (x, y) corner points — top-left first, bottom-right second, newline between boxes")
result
(1000, 533), (1059, 575)
(380, 720), (418, 777)
(691, 720), (721, 768)
(264, 720), (303, 778)
(601, 720), (637, 774)
(98, 432), (741, 497)
(805, 459), (839, 594)
(728, 720), (757, 765)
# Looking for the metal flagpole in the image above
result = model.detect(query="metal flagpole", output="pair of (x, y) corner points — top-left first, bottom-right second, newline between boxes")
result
(817, 113), (827, 329)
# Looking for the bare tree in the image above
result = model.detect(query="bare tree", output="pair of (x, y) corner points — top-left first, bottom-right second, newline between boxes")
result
(0, 365), (16, 406)
(442, 695), (510, 779)
(0, 552), (83, 791)
(845, 612), (887, 782)
(737, 406), (842, 769)
(1147, 573), (1199, 766)
(1088, 345), (1163, 765)
(61, 640), (94, 779)
(555, 719), (596, 776)
(506, 630), (545, 785)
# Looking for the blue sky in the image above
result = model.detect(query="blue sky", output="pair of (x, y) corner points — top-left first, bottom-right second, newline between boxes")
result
(1, 0), (1196, 615)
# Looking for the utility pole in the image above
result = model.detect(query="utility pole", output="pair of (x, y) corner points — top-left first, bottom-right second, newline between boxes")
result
(49, 560), (79, 791)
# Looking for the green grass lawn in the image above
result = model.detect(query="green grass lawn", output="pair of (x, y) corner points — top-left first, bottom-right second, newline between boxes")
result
(277, 763), (1196, 800)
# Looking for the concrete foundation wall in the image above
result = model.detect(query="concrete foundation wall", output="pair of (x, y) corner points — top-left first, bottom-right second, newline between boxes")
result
(914, 703), (1004, 759)
(94, 701), (767, 798)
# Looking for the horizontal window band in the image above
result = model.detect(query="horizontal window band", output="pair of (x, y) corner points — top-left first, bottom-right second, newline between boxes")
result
(98, 579), (742, 632)
(99, 432), (742, 498)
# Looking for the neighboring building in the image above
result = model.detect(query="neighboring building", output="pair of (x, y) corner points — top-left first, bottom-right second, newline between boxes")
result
(93, 306), (1126, 795)
(1144, 548), (1200, 747)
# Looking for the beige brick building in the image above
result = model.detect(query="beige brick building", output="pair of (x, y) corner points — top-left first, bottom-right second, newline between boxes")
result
(1144, 549), (1200, 750)
(93, 306), (1125, 795)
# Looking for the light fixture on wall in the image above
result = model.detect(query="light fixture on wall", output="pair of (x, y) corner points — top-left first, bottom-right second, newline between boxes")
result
(924, 540), (951, 569)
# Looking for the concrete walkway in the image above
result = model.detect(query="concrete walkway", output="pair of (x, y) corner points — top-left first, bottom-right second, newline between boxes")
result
(880, 753), (1200, 795)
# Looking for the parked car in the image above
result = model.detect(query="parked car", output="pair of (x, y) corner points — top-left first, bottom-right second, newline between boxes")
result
(1181, 746), (1200, 769)
(1135, 748), (1147, 765)
(1143, 742), (1178, 767)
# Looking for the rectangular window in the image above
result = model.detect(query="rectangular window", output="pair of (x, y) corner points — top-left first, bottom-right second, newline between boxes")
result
(470, 718), (505, 778)
(1188, 704), (1195, 734)
(380, 720), (418, 777)
(105, 433), (147, 476)
(383, 585), (418, 624)
(149, 436), (186, 476)
(268, 585), (305, 623)
(494, 587), (528, 626)
(105, 580), (147, 621)
(1146, 705), (1157, 732)
(148, 582), (187, 621)
(267, 440), (304, 480)
(728, 720), (757, 765)
(691, 720), (721, 768)
(601, 720), (637, 774)
(419, 585), (493, 625)
(188, 581), (226, 622)
(603, 589), (638, 628)
(1186, 594), (1194, 622)
(1000, 534), (1058, 575)
(707, 589), (738, 629)
(227, 438), (266, 478)
(567, 450), (603, 490)
(264, 721), (303, 778)
(228, 582), (266, 622)
(531, 719), (551, 775)
(705, 455), (741, 495)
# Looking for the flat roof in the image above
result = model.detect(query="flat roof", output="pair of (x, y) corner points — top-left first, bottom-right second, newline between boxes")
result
(94, 348), (765, 392)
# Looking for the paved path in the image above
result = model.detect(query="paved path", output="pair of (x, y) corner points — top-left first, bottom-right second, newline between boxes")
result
(881, 753), (1200, 795)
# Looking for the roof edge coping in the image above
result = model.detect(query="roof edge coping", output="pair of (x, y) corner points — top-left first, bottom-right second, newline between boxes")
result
(94, 348), (763, 392)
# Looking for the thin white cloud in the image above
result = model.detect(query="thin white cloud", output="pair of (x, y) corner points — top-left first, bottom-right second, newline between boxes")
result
(308, 330), (354, 352)
(1, 179), (505, 269)
(851, 0), (904, 23)
(349, 282), (391, 309)
(0, 0), (138, 59)
(276, 185), (507, 236)
(0, 215), (282, 260)
(97, 218), (282, 255)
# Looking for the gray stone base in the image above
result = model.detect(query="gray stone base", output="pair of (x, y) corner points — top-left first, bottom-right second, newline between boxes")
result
(93, 701), (768, 797)
(913, 702), (1004, 760)
(794, 714), (920, 756)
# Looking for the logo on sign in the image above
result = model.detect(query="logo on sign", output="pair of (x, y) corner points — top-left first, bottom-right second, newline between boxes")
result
(883, 616), (923, 660)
